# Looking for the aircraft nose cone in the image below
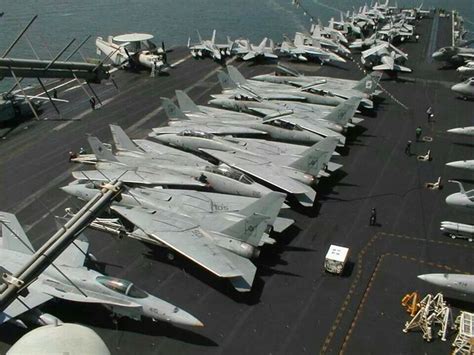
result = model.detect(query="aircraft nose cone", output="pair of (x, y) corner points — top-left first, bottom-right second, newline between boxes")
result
(446, 161), (466, 169)
(445, 194), (455, 206)
(208, 98), (225, 107)
(417, 274), (428, 281)
(252, 74), (266, 81)
(60, 184), (80, 197)
(431, 51), (442, 59)
(451, 83), (461, 92)
(168, 309), (204, 328)
(445, 193), (462, 207)
(417, 273), (446, 287)
(153, 134), (173, 144)
(334, 54), (347, 63)
(447, 128), (461, 134)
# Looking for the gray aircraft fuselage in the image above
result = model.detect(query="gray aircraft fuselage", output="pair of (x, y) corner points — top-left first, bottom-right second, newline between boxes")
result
(153, 133), (317, 185)
(208, 97), (345, 133)
(418, 274), (474, 297)
(61, 183), (290, 251)
(451, 78), (474, 99)
(0, 248), (202, 327)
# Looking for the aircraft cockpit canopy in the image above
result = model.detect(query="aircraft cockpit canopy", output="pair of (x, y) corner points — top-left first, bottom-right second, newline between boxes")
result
(272, 119), (302, 131)
(96, 276), (148, 299)
(178, 130), (214, 139)
(205, 165), (254, 184)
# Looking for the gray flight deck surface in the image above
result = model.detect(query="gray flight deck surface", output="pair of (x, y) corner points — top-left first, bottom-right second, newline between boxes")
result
(0, 13), (473, 354)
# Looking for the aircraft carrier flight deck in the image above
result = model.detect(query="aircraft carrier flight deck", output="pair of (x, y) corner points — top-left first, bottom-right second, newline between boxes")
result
(0, 9), (473, 355)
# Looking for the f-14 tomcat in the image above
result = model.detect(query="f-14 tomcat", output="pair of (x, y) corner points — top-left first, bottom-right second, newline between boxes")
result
(96, 33), (171, 77)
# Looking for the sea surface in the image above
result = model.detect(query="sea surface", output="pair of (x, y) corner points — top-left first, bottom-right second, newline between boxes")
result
(0, 0), (472, 89)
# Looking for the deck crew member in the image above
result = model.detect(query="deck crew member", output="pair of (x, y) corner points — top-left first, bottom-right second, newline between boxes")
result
(405, 140), (412, 155)
(415, 126), (422, 141)
(369, 208), (377, 226)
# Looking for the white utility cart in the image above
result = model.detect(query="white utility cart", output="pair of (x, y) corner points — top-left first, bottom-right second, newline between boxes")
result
(324, 245), (349, 275)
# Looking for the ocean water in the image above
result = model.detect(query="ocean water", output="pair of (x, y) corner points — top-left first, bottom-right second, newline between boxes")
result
(0, 0), (472, 89)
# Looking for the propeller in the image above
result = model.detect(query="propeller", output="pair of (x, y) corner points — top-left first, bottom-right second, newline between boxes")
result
(122, 47), (136, 69)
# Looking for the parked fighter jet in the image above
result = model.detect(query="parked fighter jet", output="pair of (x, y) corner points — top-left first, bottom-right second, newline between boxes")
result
(358, 3), (386, 23)
(96, 33), (171, 77)
(361, 41), (412, 72)
(223, 65), (366, 126)
(154, 94), (325, 145)
(196, 138), (339, 207)
(72, 136), (207, 185)
(0, 212), (203, 328)
(154, 130), (311, 157)
(77, 133), (272, 198)
(283, 72), (383, 110)
(379, 18), (414, 41)
(209, 95), (361, 144)
(349, 33), (379, 50)
(208, 95), (347, 141)
(61, 183), (293, 237)
(187, 30), (232, 61)
(451, 77), (474, 99)
(352, 6), (377, 30)
(328, 12), (362, 37)
(307, 26), (350, 55)
(310, 20), (348, 45)
(220, 66), (344, 107)
(154, 131), (340, 175)
(280, 33), (346, 63)
(446, 160), (474, 172)
(252, 65), (383, 97)
(418, 274), (474, 297)
(372, 0), (398, 15)
(232, 38), (278, 61)
(447, 126), (474, 136)
(112, 122), (314, 165)
(445, 180), (474, 211)
(89, 193), (283, 292)
(432, 46), (474, 67)
(150, 125), (340, 207)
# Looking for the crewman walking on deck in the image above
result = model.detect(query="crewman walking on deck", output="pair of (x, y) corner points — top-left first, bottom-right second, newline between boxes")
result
(405, 140), (412, 155)
(415, 126), (422, 141)
(369, 208), (377, 226)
